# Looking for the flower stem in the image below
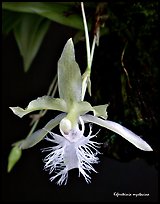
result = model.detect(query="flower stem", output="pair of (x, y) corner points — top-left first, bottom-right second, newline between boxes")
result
(27, 74), (58, 138)
(90, 35), (97, 69)
(81, 2), (99, 100)
(81, 2), (91, 69)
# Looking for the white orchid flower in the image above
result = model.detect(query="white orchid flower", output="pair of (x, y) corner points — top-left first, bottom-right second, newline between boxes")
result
(10, 38), (108, 149)
(10, 38), (153, 185)
(42, 117), (101, 185)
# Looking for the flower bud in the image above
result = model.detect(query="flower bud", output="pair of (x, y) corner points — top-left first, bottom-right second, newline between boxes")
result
(7, 146), (22, 172)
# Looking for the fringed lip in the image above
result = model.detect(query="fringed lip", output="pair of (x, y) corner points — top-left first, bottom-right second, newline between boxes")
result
(42, 118), (101, 185)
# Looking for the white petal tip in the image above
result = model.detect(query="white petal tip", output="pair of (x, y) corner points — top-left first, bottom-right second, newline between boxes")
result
(142, 145), (153, 151)
(137, 139), (153, 151)
(9, 107), (14, 111)
(9, 107), (23, 117)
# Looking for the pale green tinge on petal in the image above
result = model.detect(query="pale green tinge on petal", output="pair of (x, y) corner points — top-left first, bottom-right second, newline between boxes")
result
(7, 146), (22, 172)
(20, 113), (66, 149)
(77, 101), (93, 115)
(9, 96), (67, 118)
(92, 104), (109, 119)
(58, 38), (82, 104)
(82, 114), (153, 151)
(19, 129), (47, 149)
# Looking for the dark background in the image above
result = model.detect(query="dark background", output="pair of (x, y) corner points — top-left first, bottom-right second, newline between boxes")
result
(1, 3), (159, 202)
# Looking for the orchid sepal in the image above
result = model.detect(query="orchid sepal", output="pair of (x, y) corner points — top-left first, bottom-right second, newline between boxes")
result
(16, 113), (66, 150)
(58, 38), (82, 103)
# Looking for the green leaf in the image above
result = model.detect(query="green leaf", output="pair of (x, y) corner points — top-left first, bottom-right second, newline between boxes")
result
(19, 113), (66, 149)
(13, 13), (50, 72)
(2, 2), (85, 30)
(2, 10), (21, 35)
(93, 104), (109, 119)
(7, 146), (22, 172)
(58, 38), (82, 104)
(9, 96), (67, 118)
(82, 114), (153, 151)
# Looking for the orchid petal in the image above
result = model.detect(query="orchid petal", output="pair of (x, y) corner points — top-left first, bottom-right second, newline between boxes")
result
(92, 104), (108, 119)
(58, 38), (82, 104)
(77, 101), (93, 115)
(9, 96), (67, 118)
(19, 113), (66, 149)
(82, 114), (153, 151)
